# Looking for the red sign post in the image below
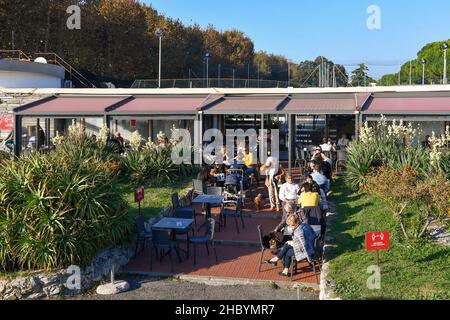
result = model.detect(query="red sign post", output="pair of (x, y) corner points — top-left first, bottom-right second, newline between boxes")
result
(366, 231), (390, 266)
(135, 187), (145, 215)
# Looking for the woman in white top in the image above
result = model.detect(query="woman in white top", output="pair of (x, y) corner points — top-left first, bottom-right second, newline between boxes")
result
(260, 154), (281, 211)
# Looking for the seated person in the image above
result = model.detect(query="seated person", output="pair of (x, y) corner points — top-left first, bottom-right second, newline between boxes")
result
(210, 163), (226, 186)
(197, 165), (214, 185)
(266, 214), (316, 277)
(311, 164), (330, 192)
(306, 175), (320, 193)
(298, 183), (320, 208)
(274, 203), (297, 244)
(243, 146), (256, 175)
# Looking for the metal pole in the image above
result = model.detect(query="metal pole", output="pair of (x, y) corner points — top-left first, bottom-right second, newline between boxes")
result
(422, 62), (425, 85)
(11, 31), (15, 50)
(247, 64), (250, 88)
(232, 68), (235, 88)
(333, 65), (336, 87)
(257, 63), (260, 88)
(218, 64), (221, 87)
(409, 60), (412, 85)
(158, 35), (162, 88)
(203, 60), (206, 88)
(288, 62), (290, 87)
(444, 48), (448, 85)
(206, 57), (209, 88)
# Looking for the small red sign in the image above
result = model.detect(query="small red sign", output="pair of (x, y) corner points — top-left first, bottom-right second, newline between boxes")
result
(130, 120), (137, 127)
(134, 187), (145, 203)
(366, 231), (390, 251)
(1, 116), (13, 130)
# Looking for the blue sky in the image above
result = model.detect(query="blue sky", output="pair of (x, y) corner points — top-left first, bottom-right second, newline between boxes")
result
(144, 0), (450, 79)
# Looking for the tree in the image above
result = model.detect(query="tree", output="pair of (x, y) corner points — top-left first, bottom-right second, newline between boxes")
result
(379, 39), (450, 86)
(294, 56), (348, 87)
(351, 63), (376, 86)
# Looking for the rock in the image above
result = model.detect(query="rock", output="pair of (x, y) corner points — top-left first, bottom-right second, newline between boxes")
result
(37, 274), (60, 286)
(26, 292), (45, 300)
(44, 284), (62, 297)
(96, 281), (130, 295)
(0, 280), (7, 294)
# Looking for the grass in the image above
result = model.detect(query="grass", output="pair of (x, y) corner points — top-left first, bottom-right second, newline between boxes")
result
(121, 176), (194, 219)
(326, 178), (450, 300)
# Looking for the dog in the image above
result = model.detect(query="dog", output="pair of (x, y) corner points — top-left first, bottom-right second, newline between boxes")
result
(254, 193), (263, 212)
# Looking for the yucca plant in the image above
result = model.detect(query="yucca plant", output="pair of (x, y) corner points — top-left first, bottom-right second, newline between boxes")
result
(0, 135), (133, 272)
(120, 145), (197, 187)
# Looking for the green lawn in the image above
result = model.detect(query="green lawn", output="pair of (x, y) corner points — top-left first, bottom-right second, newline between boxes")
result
(326, 178), (450, 300)
(121, 176), (194, 219)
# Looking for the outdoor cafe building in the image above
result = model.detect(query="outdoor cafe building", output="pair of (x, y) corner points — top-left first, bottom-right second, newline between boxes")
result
(11, 86), (450, 168)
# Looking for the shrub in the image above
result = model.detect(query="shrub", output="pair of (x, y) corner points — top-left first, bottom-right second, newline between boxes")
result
(366, 166), (450, 241)
(0, 135), (133, 272)
(120, 145), (197, 187)
(346, 118), (449, 190)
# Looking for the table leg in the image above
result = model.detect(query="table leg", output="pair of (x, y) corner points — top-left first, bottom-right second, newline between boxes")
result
(197, 203), (212, 232)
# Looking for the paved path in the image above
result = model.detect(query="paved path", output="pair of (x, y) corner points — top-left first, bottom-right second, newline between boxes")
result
(69, 276), (319, 300)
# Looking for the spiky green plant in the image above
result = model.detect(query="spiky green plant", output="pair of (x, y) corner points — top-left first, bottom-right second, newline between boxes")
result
(120, 146), (197, 187)
(0, 135), (133, 272)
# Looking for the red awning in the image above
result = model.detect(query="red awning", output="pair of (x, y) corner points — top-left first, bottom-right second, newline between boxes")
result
(107, 95), (208, 115)
(282, 93), (364, 114)
(15, 96), (129, 116)
(363, 96), (450, 114)
(202, 95), (288, 114)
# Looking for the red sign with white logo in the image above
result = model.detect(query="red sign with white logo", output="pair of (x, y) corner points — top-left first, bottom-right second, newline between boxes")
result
(366, 231), (390, 251)
(134, 187), (145, 203)
(130, 120), (137, 127)
(1, 116), (13, 130)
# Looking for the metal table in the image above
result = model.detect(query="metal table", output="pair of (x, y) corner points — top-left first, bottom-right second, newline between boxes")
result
(152, 217), (194, 260)
(192, 195), (224, 232)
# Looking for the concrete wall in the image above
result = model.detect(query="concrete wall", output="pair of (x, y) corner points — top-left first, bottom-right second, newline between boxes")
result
(0, 71), (62, 89)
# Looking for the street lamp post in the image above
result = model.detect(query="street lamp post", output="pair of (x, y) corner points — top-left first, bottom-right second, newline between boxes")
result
(155, 28), (164, 88)
(218, 63), (221, 87)
(421, 58), (427, 85)
(442, 43), (448, 85)
(205, 53), (210, 88)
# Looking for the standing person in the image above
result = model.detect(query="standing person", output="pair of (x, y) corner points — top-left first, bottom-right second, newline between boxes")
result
(279, 173), (300, 215)
(113, 132), (124, 154)
(337, 134), (350, 149)
(261, 153), (281, 212)
(320, 138), (332, 154)
(422, 135), (431, 148)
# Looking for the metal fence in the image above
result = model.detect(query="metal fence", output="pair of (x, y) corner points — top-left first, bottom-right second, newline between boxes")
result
(131, 78), (302, 89)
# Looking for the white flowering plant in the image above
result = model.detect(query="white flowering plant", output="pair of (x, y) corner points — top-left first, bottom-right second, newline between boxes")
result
(130, 130), (143, 151)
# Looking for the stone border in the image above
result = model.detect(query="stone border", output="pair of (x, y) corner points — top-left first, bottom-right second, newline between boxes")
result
(0, 188), (193, 300)
(319, 206), (342, 300)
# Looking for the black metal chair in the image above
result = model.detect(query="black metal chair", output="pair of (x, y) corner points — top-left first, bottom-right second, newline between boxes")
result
(257, 225), (271, 272)
(134, 215), (153, 257)
(192, 179), (204, 200)
(221, 198), (245, 234)
(150, 228), (182, 273)
(172, 192), (196, 225)
(188, 218), (218, 266)
(173, 209), (195, 257)
(289, 230), (322, 283)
